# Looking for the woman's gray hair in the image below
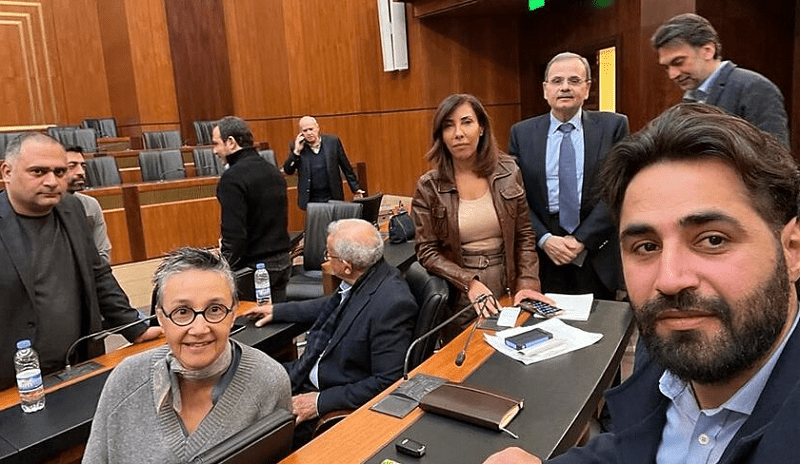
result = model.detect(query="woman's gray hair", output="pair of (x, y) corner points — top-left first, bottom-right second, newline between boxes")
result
(152, 247), (238, 308)
(327, 218), (383, 270)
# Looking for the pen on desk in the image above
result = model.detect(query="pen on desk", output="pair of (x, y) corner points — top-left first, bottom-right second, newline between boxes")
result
(518, 338), (568, 357)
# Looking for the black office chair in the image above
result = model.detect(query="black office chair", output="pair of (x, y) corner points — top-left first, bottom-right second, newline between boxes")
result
(193, 148), (224, 176)
(142, 130), (182, 149)
(85, 157), (122, 187)
(139, 150), (186, 182)
(353, 192), (383, 226)
(404, 261), (450, 369)
(285, 202), (363, 301)
(258, 149), (277, 167)
(82, 117), (118, 138)
(190, 409), (294, 464)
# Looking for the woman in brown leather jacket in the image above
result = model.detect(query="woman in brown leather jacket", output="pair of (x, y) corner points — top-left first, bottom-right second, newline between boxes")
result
(412, 94), (551, 342)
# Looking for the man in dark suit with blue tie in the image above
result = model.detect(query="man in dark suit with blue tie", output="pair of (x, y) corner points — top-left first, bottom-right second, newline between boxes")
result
(509, 52), (628, 299)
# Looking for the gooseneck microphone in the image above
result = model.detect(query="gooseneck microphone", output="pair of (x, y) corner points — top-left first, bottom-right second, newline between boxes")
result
(402, 294), (490, 380)
(64, 314), (156, 370)
(455, 295), (496, 367)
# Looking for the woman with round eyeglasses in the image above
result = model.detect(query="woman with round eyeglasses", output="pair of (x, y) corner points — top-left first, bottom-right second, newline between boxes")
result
(83, 248), (291, 464)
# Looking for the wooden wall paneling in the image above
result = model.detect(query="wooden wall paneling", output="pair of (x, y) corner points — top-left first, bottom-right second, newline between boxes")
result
(103, 208), (132, 264)
(223, 0), (293, 119)
(141, 197), (221, 258)
(283, 0), (365, 115)
(0, 1), (62, 125)
(164, 0), (234, 145)
(249, 119), (296, 157)
(97, 0), (140, 136)
(124, 0), (179, 127)
(50, 0), (113, 124)
(374, 110), (432, 197)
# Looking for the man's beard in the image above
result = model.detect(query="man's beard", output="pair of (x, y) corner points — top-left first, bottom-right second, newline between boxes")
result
(635, 255), (790, 385)
(67, 177), (85, 193)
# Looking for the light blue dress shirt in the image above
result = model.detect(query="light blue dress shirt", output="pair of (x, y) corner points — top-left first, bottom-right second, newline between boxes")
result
(537, 109), (585, 247)
(656, 308), (799, 464)
(309, 281), (352, 389)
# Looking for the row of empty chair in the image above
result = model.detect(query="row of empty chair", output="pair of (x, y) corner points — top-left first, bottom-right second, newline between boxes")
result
(82, 148), (277, 187)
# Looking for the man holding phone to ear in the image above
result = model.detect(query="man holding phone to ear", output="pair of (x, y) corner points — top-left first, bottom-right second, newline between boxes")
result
(283, 116), (364, 210)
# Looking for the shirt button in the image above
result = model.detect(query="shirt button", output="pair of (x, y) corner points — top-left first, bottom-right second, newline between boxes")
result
(698, 434), (710, 445)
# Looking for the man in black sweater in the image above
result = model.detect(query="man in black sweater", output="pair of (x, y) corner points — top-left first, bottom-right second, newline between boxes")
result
(213, 116), (291, 302)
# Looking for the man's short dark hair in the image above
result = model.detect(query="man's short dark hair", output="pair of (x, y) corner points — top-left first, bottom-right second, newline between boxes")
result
(214, 116), (254, 148)
(4, 132), (63, 164)
(651, 13), (722, 59)
(600, 103), (799, 230)
(65, 146), (84, 154)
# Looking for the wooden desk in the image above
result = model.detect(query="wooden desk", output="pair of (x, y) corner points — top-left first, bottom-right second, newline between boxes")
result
(281, 300), (633, 464)
(0, 302), (304, 463)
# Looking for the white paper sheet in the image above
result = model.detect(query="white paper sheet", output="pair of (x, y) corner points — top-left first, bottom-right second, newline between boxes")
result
(484, 318), (603, 365)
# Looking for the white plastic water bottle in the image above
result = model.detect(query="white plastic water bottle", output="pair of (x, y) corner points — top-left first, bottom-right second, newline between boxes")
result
(254, 263), (272, 305)
(14, 339), (45, 413)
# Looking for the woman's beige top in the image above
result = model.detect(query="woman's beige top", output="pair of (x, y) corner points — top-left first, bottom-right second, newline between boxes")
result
(459, 188), (502, 252)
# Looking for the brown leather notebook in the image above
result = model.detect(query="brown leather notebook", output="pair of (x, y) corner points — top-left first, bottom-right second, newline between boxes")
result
(419, 382), (523, 431)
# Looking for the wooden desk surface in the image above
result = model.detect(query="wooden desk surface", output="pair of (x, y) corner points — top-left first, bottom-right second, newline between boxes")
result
(282, 300), (633, 464)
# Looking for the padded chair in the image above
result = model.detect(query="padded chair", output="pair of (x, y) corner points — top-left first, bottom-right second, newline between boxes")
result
(73, 128), (98, 152)
(0, 132), (26, 159)
(353, 192), (383, 226)
(82, 117), (118, 138)
(194, 120), (216, 146)
(285, 201), (363, 301)
(139, 149), (186, 182)
(85, 157), (122, 187)
(191, 409), (294, 464)
(258, 149), (277, 167)
(142, 130), (182, 149)
(193, 148), (224, 176)
(403, 261), (450, 369)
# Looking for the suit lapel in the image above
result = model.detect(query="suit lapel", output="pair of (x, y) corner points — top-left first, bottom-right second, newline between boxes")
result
(325, 262), (386, 352)
(533, 116), (550, 207)
(581, 111), (601, 209)
(0, 191), (36, 300)
(705, 61), (734, 106)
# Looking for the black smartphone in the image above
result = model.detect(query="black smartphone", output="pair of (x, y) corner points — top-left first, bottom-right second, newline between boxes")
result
(505, 328), (553, 350)
(395, 437), (426, 457)
(519, 298), (564, 318)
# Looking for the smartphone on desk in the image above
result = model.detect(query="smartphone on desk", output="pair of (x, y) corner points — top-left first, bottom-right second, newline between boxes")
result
(505, 328), (553, 350)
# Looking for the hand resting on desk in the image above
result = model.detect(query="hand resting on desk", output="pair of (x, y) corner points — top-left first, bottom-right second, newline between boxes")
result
(483, 446), (542, 464)
(133, 326), (163, 343)
(241, 303), (274, 327)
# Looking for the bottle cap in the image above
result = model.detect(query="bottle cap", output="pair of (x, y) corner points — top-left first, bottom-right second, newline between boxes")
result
(16, 339), (31, 350)
(256, 263), (265, 270)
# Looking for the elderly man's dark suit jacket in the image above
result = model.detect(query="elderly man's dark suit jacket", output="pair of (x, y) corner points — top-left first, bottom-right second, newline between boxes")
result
(272, 259), (418, 415)
(548, 319), (800, 463)
(283, 134), (361, 210)
(703, 61), (789, 147)
(508, 110), (628, 293)
(0, 192), (145, 389)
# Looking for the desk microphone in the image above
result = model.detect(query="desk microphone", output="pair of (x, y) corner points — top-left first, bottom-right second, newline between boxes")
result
(158, 168), (186, 181)
(455, 295), (495, 367)
(64, 314), (156, 370)
(402, 293), (490, 380)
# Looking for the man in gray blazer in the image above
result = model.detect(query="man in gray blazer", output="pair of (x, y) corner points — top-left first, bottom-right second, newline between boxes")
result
(283, 116), (364, 210)
(509, 52), (628, 300)
(652, 13), (789, 146)
(0, 133), (161, 390)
